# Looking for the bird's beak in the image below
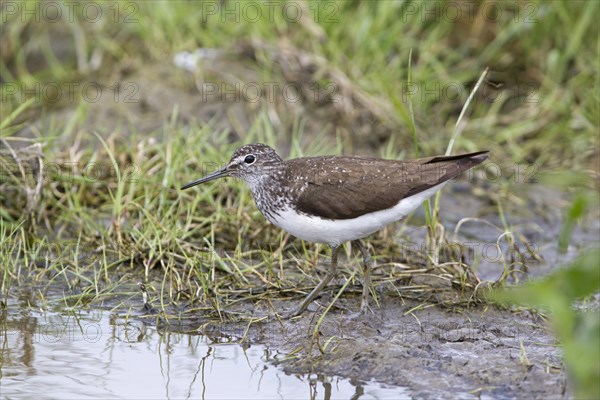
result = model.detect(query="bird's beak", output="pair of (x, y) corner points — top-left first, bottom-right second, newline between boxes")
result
(181, 166), (229, 190)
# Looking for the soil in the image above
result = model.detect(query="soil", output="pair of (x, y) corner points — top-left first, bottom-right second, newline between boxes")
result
(273, 299), (565, 399)
(152, 292), (569, 399)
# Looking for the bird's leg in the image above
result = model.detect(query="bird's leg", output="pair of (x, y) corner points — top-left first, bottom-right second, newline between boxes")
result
(283, 245), (339, 319)
(353, 239), (373, 314)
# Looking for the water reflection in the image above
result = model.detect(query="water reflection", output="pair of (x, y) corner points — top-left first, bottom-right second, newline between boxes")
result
(1, 306), (406, 399)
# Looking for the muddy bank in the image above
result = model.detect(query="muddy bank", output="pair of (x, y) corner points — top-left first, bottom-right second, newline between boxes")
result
(149, 295), (564, 399)
(276, 300), (565, 399)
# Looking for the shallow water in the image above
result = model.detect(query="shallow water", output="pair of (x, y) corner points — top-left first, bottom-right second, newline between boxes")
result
(0, 306), (408, 399)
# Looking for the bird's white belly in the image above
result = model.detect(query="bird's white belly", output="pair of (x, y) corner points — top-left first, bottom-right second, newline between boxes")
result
(268, 182), (448, 246)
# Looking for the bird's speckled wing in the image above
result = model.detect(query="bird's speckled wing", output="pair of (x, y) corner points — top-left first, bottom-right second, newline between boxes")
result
(289, 151), (488, 220)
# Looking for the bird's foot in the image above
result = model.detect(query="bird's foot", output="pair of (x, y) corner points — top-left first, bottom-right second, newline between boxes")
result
(280, 306), (304, 320)
(360, 299), (374, 315)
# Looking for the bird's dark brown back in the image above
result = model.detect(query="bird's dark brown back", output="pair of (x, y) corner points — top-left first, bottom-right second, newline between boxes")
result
(289, 151), (489, 220)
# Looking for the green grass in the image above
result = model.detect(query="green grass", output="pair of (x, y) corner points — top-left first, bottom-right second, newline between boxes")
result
(0, 103), (489, 319)
(1, 0), (596, 300)
(3, 1), (598, 165)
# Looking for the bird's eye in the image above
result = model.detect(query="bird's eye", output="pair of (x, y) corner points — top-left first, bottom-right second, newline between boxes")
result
(244, 155), (256, 164)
